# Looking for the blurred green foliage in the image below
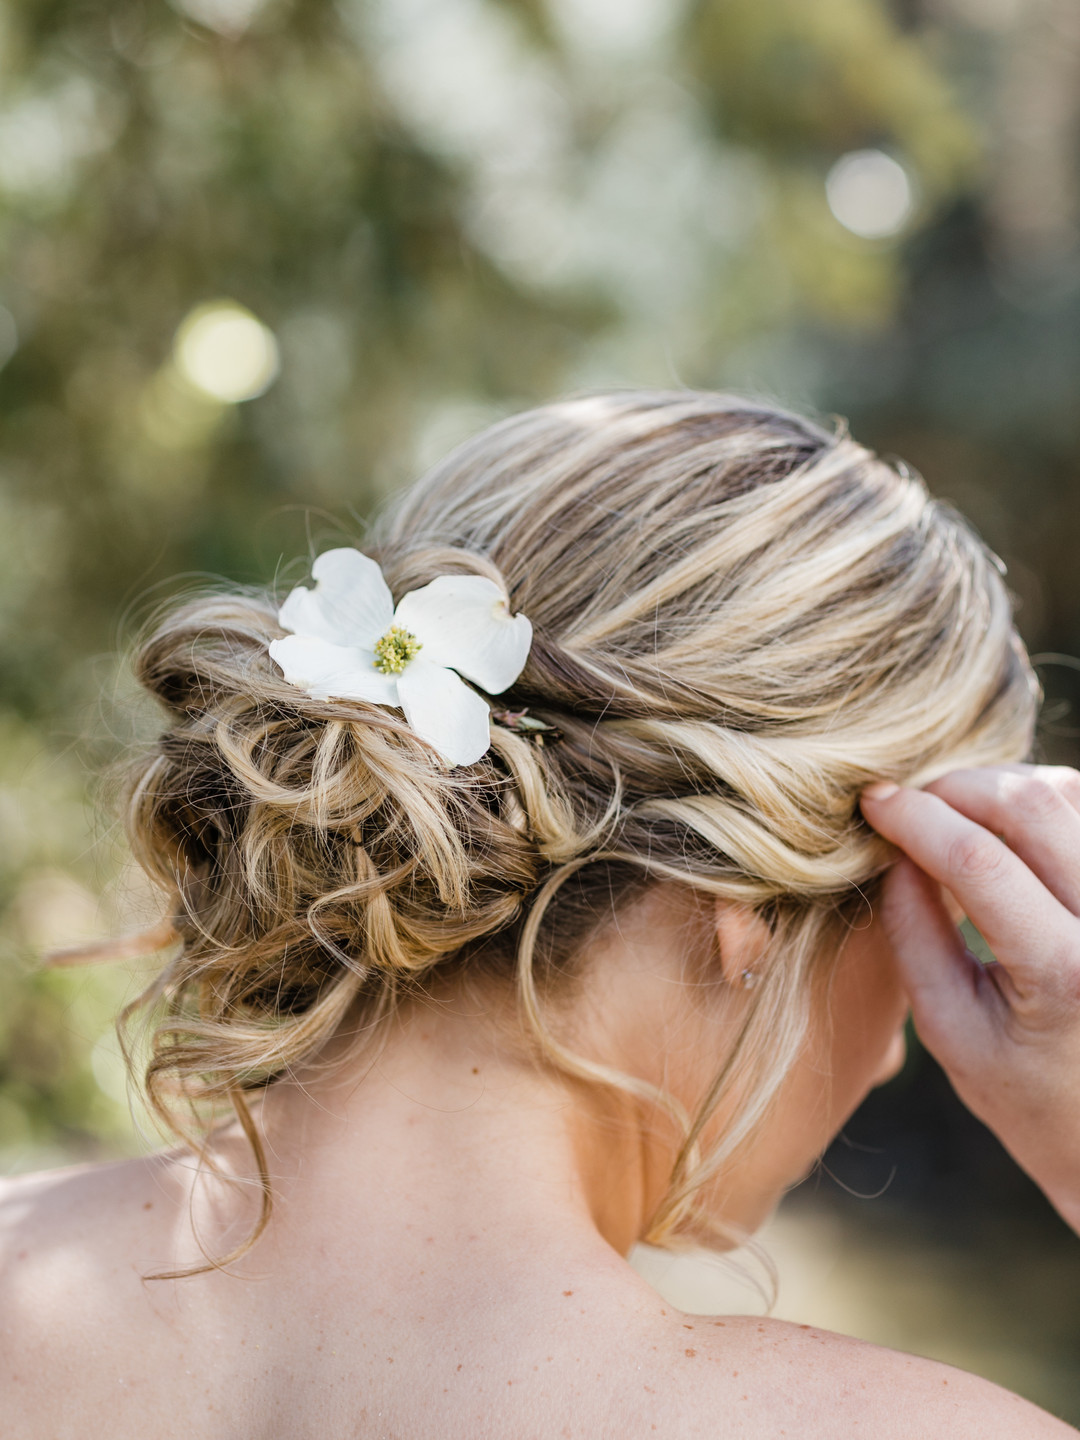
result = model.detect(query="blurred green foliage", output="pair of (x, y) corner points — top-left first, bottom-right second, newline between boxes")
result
(689, 0), (972, 167)
(1, 0), (1079, 1180)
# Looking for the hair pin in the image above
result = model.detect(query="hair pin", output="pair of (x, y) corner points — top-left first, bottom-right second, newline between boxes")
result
(490, 708), (561, 747)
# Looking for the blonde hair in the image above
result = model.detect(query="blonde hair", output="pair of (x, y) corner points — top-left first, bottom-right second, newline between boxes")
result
(121, 391), (1037, 1269)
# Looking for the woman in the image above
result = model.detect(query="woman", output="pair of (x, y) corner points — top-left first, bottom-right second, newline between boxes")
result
(2, 391), (1078, 1437)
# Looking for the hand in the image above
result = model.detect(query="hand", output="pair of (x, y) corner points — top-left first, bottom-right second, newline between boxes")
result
(861, 765), (1080, 1233)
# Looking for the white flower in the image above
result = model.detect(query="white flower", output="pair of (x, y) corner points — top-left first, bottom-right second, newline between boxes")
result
(268, 548), (533, 767)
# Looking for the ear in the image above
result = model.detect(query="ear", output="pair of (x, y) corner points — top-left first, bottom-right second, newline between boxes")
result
(713, 900), (772, 986)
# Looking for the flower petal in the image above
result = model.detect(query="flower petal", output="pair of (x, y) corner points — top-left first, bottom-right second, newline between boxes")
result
(393, 575), (532, 694)
(278, 548), (394, 649)
(396, 658), (492, 766)
(269, 635), (399, 705)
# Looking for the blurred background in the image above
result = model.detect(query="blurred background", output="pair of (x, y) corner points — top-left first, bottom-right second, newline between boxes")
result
(1, 0), (1079, 1420)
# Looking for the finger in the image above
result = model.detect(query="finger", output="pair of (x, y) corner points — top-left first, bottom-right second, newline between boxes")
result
(926, 766), (1080, 915)
(878, 859), (1001, 1065)
(861, 783), (1076, 996)
(1044, 765), (1080, 819)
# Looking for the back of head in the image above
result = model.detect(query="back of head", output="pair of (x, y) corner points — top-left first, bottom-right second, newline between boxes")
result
(124, 390), (1037, 1256)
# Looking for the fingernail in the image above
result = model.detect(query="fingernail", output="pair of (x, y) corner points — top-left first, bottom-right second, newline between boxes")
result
(862, 781), (900, 803)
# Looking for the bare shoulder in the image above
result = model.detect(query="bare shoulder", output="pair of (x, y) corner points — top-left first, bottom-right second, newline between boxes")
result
(0, 1132), (257, 1289)
(631, 1308), (1078, 1439)
(0, 1156), (188, 1421)
(0, 1172), (1074, 1440)
(472, 1260), (1078, 1440)
(0, 1153), (181, 1283)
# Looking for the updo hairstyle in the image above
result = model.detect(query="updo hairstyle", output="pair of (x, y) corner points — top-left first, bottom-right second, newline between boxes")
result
(123, 392), (1037, 1263)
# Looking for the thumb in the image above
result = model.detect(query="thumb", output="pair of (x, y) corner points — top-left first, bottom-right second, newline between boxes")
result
(879, 859), (997, 1065)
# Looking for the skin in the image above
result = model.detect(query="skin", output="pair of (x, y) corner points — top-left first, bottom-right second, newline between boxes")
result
(860, 763), (1080, 1235)
(0, 762), (1078, 1438)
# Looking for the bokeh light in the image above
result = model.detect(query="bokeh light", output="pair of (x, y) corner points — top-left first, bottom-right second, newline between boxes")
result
(173, 301), (280, 404)
(825, 149), (915, 239)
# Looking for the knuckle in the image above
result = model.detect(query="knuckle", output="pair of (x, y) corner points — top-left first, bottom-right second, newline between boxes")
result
(946, 831), (1004, 885)
(1049, 766), (1080, 808)
(1006, 773), (1064, 823)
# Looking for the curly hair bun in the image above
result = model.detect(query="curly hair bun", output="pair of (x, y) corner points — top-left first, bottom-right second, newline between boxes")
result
(119, 391), (1037, 1265)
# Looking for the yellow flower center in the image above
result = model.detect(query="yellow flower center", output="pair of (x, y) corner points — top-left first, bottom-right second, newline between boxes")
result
(373, 624), (422, 675)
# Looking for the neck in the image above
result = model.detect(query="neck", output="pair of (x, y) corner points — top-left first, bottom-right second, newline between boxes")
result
(185, 883), (729, 1279)
(245, 989), (655, 1268)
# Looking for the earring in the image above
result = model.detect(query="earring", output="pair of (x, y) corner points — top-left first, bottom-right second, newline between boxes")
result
(738, 969), (760, 990)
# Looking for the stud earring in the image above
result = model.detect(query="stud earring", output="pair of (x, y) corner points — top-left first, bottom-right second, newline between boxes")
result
(738, 969), (760, 990)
